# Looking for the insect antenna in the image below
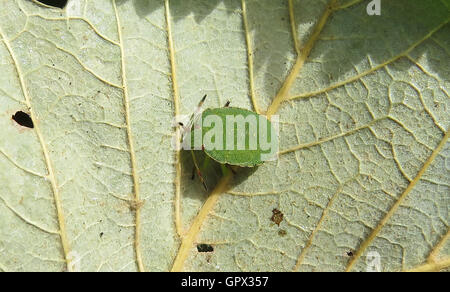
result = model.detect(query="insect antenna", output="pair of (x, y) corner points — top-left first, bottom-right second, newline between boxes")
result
(194, 94), (207, 115)
(184, 94), (207, 133)
(199, 94), (207, 106)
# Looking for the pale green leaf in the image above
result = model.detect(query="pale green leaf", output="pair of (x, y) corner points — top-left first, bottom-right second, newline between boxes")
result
(0, 0), (448, 272)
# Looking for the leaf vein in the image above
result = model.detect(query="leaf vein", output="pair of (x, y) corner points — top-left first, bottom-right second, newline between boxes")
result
(0, 27), (71, 271)
(164, 0), (183, 239)
(112, 0), (144, 272)
(346, 129), (449, 271)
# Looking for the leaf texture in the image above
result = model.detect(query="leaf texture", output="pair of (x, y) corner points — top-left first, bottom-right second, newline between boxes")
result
(0, 0), (448, 272)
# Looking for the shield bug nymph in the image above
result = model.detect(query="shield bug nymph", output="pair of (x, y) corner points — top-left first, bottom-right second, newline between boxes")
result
(178, 95), (278, 190)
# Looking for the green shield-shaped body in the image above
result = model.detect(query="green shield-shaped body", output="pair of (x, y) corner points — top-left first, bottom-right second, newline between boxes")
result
(188, 107), (278, 167)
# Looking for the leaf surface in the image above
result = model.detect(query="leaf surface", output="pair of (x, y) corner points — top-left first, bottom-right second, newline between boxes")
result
(0, 0), (448, 272)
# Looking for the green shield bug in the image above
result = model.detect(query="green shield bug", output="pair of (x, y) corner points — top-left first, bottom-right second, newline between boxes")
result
(178, 95), (278, 190)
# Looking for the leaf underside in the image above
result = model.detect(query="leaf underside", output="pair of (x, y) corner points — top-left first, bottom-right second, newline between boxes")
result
(0, 0), (448, 272)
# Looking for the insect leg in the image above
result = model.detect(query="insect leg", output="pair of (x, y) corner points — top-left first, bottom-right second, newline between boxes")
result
(177, 122), (191, 146)
(226, 164), (236, 174)
(220, 164), (230, 176)
(201, 148), (211, 171)
(191, 166), (196, 180)
(190, 150), (208, 191)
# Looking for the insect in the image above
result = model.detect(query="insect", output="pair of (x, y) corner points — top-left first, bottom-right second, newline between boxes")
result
(178, 95), (276, 190)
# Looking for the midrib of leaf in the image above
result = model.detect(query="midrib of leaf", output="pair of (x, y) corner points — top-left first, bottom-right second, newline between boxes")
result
(171, 173), (233, 272)
(0, 26), (71, 270)
(164, 0), (183, 238)
(112, 0), (144, 272)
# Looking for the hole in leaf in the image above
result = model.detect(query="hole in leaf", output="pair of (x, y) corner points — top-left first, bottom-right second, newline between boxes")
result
(197, 244), (214, 253)
(36, 0), (68, 9)
(12, 111), (34, 128)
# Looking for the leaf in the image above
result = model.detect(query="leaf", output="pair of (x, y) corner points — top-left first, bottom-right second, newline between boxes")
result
(0, 0), (448, 272)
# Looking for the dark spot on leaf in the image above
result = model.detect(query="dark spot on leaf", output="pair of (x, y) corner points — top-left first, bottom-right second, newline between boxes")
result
(36, 0), (68, 9)
(99, 232), (104, 238)
(129, 199), (144, 211)
(197, 244), (214, 253)
(346, 250), (354, 257)
(12, 111), (34, 128)
(206, 254), (212, 263)
(271, 208), (284, 226)
(278, 229), (287, 237)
